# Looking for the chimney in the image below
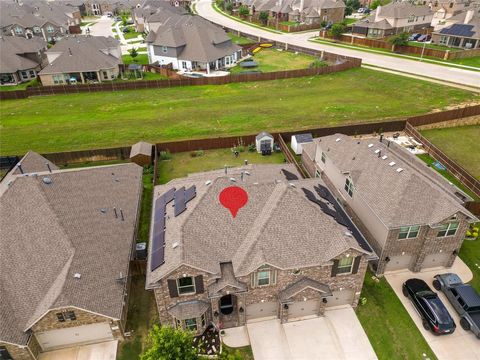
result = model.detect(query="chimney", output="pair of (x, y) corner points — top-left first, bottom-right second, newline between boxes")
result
(46, 162), (52, 173)
(300, 0), (304, 12)
(114, 207), (118, 218)
(17, 163), (24, 174)
(375, 6), (382, 22)
(464, 9), (474, 24)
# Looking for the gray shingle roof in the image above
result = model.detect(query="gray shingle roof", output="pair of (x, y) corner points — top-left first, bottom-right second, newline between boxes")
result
(0, 36), (46, 73)
(279, 277), (332, 302)
(256, 131), (273, 141)
(313, 134), (477, 228)
(167, 300), (210, 320)
(39, 36), (121, 75)
(12, 151), (59, 175)
(0, 161), (142, 345)
(146, 164), (369, 287)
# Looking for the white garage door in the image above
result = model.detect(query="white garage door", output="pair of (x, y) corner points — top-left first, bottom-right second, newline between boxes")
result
(246, 302), (278, 321)
(288, 300), (320, 319)
(422, 253), (450, 269)
(36, 322), (114, 351)
(385, 254), (413, 272)
(325, 290), (354, 308)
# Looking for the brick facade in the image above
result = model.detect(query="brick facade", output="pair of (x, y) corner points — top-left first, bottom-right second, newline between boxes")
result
(0, 342), (35, 360)
(153, 250), (368, 334)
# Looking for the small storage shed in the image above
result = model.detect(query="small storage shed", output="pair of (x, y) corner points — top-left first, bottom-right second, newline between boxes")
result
(130, 141), (153, 166)
(291, 133), (313, 155)
(255, 132), (274, 155)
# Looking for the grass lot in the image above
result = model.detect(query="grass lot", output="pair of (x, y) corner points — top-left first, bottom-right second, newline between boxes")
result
(122, 26), (144, 40)
(357, 272), (437, 360)
(449, 56), (480, 68)
(59, 159), (128, 169)
(460, 234), (480, 292)
(227, 32), (255, 45)
(158, 149), (285, 184)
(221, 344), (254, 359)
(122, 53), (149, 65)
(420, 125), (480, 179)
(117, 275), (157, 360)
(343, 18), (357, 25)
(138, 166), (154, 243)
(1, 68), (477, 155)
(407, 41), (460, 52)
(230, 48), (321, 73)
(0, 79), (39, 92)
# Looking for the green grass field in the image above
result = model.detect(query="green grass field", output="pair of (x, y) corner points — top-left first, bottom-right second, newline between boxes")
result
(230, 48), (319, 73)
(420, 125), (480, 179)
(122, 53), (149, 65)
(158, 149), (285, 184)
(450, 57), (480, 68)
(357, 272), (437, 360)
(227, 32), (255, 45)
(1, 68), (477, 155)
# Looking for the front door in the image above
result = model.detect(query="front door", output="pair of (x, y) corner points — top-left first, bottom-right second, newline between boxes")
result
(219, 294), (234, 315)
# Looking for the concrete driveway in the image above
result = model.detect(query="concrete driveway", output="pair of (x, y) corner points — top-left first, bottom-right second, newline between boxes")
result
(385, 258), (480, 360)
(87, 16), (114, 38)
(246, 308), (377, 360)
(38, 340), (117, 360)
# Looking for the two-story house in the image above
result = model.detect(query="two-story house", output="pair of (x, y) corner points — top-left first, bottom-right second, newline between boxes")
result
(0, 151), (142, 360)
(301, 134), (477, 275)
(145, 16), (241, 73)
(352, 2), (434, 38)
(432, 8), (480, 48)
(145, 164), (375, 334)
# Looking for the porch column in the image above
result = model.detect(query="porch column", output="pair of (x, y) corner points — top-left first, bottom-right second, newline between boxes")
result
(97, 71), (102, 83)
(206, 62), (210, 74)
(79, 72), (85, 84)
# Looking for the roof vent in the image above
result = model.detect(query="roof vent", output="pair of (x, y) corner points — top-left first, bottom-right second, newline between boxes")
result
(73, 273), (81, 279)
(289, 183), (296, 188)
(172, 242), (179, 249)
(374, 149), (380, 154)
(205, 180), (212, 186)
(396, 168), (404, 173)
(388, 161), (396, 167)
(100, 208), (107, 213)
(42, 176), (52, 184)
(229, 177), (236, 182)
(335, 138), (341, 142)
(244, 171), (250, 176)
(381, 155), (388, 160)
(368, 144), (374, 148)
(344, 231), (352, 237)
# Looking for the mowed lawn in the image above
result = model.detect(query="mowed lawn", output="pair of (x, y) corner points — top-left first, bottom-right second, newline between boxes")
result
(420, 125), (480, 179)
(1, 68), (477, 155)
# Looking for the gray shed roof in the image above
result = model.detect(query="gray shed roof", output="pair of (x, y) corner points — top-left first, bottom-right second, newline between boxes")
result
(0, 160), (142, 346)
(312, 134), (477, 228)
(130, 141), (153, 158)
(256, 131), (274, 141)
(146, 164), (370, 287)
(293, 133), (313, 144)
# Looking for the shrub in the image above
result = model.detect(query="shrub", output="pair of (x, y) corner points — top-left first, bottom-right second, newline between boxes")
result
(238, 5), (249, 17)
(310, 59), (328, 68)
(141, 325), (198, 360)
(320, 20), (327, 28)
(248, 143), (256, 152)
(216, 0), (225, 9)
(330, 23), (346, 39)
(389, 32), (409, 47)
(225, 2), (233, 12)
(190, 150), (205, 157)
(259, 11), (269, 24)
(159, 150), (172, 160)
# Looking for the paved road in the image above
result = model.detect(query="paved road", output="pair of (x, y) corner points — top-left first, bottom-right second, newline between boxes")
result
(195, 0), (480, 89)
(86, 15), (114, 38)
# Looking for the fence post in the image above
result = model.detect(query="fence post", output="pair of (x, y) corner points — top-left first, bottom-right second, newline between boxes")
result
(444, 50), (450, 61)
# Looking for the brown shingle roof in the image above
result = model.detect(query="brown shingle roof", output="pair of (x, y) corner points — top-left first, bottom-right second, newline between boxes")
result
(0, 162), (142, 345)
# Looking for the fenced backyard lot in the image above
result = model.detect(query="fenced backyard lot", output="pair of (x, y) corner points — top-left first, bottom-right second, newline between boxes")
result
(0, 68), (477, 156)
(420, 124), (480, 179)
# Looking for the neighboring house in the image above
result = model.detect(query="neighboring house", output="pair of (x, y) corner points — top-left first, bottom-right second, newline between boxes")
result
(38, 35), (122, 85)
(251, 0), (346, 26)
(0, 151), (142, 359)
(0, 36), (47, 86)
(301, 134), (477, 276)
(0, 1), (81, 42)
(431, 8), (480, 48)
(145, 16), (242, 73)
(291, 133), (313, 155)
(429, 0), (468, 28)
(352, 2), (434, 38)
(145, 164), (375, 334)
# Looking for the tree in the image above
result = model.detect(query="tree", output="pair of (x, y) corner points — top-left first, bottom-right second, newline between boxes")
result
(389, 32), (409, 47)
(121, 13), (129, 27)
(225, 2), (233, 13)
(215, 0), (225, 9)
(129, 47), (138, 62)
(238, 5), (249, 17)
(218, 349), (244, 360)
(370, 0), (390, 10)
(345, 6), (353, 16)
(259, 11), (269, 25)
(330, 23), (346, 39)
(141, 325), (198, 360)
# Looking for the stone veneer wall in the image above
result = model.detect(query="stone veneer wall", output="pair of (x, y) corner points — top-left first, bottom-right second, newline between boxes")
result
(0, 342), (35, 360)
(153, 251), (368, 331)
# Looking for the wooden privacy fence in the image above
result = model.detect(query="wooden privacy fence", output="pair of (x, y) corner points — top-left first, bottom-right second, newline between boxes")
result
(407, 105), (480, 127)
(277, 134), (309, 179)
(42, 146), (131, 165)
(404, 122), (480, 197)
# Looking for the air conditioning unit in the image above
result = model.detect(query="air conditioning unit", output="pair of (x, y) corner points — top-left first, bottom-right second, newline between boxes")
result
(136, 242), (147, 260)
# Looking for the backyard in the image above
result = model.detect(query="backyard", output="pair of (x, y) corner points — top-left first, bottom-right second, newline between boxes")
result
(420, 124), (480, 179)
(227, 32), (255, 45)
(0, 68), (477, 155)
(356, 272), (437, 360)
(158, 148), (285, 184)
(230, 47), (324, 73)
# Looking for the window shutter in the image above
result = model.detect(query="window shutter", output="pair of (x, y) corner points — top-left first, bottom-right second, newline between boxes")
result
(251, 273), (256, 288)
(331, 259), (339, 277)
(195, 275), (204, 294)
(352, 256), (361, 275)
(167, 279), (178, 298)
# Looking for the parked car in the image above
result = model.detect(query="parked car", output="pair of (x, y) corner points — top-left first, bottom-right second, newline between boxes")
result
(408, 33), (420, 41)
(116, 16), (122, 21)
(122, 27), (130, 33)
(357, 7), (365, 13)
(433, 273), (480, 339)
(403, 278), (456, 335)
(363, 8), (371, 14)
(417, 34), (431, 42)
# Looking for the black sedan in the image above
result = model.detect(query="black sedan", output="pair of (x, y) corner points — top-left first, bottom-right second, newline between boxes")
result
(403, 278), (456, 335)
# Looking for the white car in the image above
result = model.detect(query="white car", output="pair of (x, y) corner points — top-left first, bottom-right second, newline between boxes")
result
(357, 8), (364, 13)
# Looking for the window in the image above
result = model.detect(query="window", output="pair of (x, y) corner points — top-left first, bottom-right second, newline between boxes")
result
(439, 35), (448, 45)
(175, 318), (181, 328)
(257, 270), (270, 286)
(14, 26), (23, 34)
(162, 46), (168, 53)
(398, 225), (420, 239)
(0, 347), (13, 360)
(344, 177), (354, 197)
(53, 74), (65, 84)
(47, 25), (55, 33)
(437, 222), (459, 237)
(449, 2), (453, 7)
(182, 61), (187, 69)
(56, 312), (66, 322)
(20, 71), (28, 80)
(29, 70), (35, 77)
(56, 310), (76, 322)
(315, 169), (321, 178)
(337, 256), (353, 274)
(184, 317), (197, 331)
(201, 313), (206, 327)
(252, 265), (276, 287)
(321, 151), (326, 164)
(408, 15), (415, 23)
(103, 71), (108, 80)
(177, 276), (195, 294)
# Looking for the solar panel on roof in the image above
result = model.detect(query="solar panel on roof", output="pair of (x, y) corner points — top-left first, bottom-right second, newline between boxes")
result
(164, 188), (176, 204)
(151, 246), (165, 271)
(440, 24), (474, 37)
(155, 196), (166, 209)
(282, 169), (299, 181)
(152, 231), (165, 252)
(152, 217), (165, 235)
(185, 185), (196, 202)
(174, 187), (186, 217)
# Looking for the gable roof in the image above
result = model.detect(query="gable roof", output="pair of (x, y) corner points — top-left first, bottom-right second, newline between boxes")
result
(0, 36), (46, 73)
(146, 164), (371, 287)
(12, 151), (59, 175)
(130, 141), (153, 158)
(376, 2), (433, 18)
(0, 160), (142, 346)
(312, 134), (477, 228)
(279, 277), (332, 302)
(256, 131), (274, 140)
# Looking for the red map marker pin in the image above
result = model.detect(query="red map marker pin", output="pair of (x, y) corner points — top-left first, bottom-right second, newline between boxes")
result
(219, 186), (248, 218)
